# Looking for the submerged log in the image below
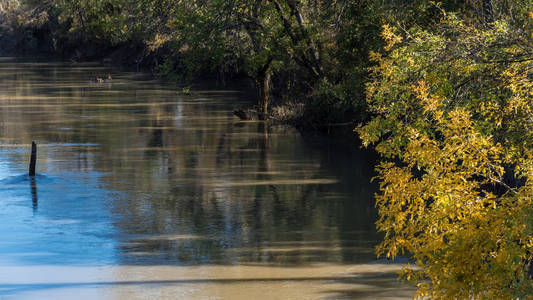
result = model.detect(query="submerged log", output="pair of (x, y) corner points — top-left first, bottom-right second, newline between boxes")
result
(29, 141), (36, 176)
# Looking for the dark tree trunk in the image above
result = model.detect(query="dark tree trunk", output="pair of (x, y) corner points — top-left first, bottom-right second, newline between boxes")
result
(482, 0), (494, 24)
(257, 71), (271, 120)
(256, 57), (273, 120)
(287, 0), (323, 77)
(270, 0), (323, 80)
(529, 259), (533, 279)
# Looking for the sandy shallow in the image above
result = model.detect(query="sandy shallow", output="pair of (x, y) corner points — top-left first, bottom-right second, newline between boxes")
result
(0, 264), (414, 299)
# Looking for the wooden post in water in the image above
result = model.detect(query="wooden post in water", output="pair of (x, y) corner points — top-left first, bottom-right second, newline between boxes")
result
(29, 141), (37, 176)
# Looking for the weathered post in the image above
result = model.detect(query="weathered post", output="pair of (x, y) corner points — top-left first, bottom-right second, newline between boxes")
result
(29, 141), (36, 176)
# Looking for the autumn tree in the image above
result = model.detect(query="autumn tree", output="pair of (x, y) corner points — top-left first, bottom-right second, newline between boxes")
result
(359, 5), (533, 298)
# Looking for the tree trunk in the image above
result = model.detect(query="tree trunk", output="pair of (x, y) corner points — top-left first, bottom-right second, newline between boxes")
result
(287, 0), (323, 77)
(258, 71), (271, 120)
(256, 57), (273, 120)
(482, 0), (494, 24)
(270, 0), (323, 80)
(529, 259), (533, 279)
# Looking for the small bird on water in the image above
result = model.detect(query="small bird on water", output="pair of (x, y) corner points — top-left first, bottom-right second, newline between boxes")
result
(93, 74), (112, 83)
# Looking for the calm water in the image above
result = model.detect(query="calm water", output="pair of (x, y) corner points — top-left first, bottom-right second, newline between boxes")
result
(0, 58), (412, 299)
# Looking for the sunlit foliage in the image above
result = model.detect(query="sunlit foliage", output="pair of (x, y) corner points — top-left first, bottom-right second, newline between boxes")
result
(359, 8), (533, 299)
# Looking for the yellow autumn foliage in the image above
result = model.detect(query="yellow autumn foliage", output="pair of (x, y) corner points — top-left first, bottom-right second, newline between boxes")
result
(359, 11), (533, 299)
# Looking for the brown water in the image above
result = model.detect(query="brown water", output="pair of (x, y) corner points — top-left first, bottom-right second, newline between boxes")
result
(0, 57), (413, 299)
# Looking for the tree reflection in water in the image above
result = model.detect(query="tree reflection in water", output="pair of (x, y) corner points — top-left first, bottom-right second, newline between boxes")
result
(0, 58), (386, 270)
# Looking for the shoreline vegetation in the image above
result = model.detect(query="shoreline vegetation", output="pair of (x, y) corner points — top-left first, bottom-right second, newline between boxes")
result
(1, 0), (533, 298)
(0, 0), (380, 132)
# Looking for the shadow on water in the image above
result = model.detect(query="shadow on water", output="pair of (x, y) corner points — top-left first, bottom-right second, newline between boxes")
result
(104, 120), (382, 267)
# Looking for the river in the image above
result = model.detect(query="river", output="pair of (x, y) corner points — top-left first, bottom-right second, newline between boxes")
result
(0, 58), (413, 299)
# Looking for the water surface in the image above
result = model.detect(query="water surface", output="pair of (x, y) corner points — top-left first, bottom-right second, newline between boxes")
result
(0, 58), (412, 299)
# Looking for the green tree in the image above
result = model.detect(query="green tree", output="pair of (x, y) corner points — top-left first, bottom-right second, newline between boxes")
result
(155, 0), (338, 120)
(53, 0), (130, 44)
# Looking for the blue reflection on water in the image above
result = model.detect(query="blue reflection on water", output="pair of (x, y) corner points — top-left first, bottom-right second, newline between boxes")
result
(0, 172), (120, 266)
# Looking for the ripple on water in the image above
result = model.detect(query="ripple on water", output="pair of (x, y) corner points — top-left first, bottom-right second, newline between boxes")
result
(0, 174), (59, 185)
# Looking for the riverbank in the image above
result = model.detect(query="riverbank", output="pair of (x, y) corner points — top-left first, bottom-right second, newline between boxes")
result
(0, 1), (367, 137)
